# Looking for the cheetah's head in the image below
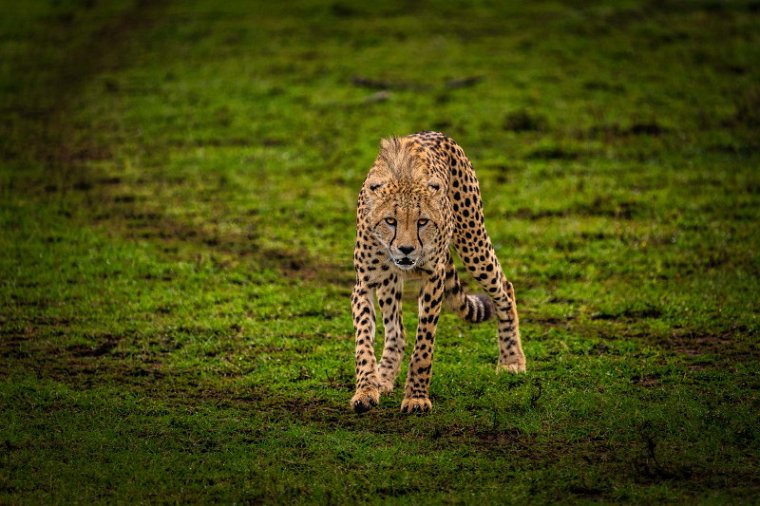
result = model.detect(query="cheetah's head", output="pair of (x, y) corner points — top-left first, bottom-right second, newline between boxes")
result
(364, 179), (446, 271)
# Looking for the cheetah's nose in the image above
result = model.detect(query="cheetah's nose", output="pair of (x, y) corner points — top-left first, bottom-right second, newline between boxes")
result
(398, 245), (415, 255)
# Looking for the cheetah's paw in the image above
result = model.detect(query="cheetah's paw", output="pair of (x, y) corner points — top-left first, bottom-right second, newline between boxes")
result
(496, 358), (527, 374)
(351, 387), (380, 413)
(400, 397), (432, 414)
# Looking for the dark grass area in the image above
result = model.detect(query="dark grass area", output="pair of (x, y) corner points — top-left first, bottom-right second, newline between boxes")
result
(1, 0), (759, 503)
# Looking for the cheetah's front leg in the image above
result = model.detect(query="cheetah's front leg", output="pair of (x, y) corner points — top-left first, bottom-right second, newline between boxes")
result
(350, 282), (380, 413)
(401, 270), (444, 413)
(376, 275), (405, 393)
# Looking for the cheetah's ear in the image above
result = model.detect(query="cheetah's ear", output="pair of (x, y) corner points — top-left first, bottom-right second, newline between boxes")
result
(427, 177), (444, 194)
(364, 178), (385, 209)
(366, 177), (385, 194)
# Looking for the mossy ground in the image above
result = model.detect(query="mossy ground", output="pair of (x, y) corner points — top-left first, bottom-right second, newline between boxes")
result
(1, 0), (758, 503)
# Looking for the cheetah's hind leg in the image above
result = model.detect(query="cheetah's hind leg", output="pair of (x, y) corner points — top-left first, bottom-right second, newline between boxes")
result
(494, 280), (526, 374)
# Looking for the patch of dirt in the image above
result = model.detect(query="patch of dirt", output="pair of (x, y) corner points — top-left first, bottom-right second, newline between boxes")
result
(5, 336), (348, 421)
(473, 427), (525, 446)
(0, 336), (31, 359)
(351, 75), (430, 91)
(506, 197), (640, 220)
(374, 484), (422, 499)
(67, 334), (121, 357)
(533, 316), (757, 366)
(527, 146), (582, 160)
(94, 198), (349, 283)
(632, 373), (660, 388)
(591, 305), (663, 321)
(579, 120), (671, 142)
(280, 398), (339, 417)
(445, 76), (483, 89)
(636, 324), (755, 363)
(502, 109), (547, 132)
(664, 331), (735, 357)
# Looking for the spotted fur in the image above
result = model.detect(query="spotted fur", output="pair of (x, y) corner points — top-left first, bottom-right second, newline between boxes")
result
(350, 131), (526, 414)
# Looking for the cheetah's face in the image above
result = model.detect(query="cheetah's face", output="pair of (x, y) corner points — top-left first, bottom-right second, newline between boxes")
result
(365, 182), (444, 271)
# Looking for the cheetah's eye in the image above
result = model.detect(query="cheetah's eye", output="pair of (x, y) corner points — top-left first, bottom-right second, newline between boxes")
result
(418, 219), (429, 227)
(384, 217), (397, 226)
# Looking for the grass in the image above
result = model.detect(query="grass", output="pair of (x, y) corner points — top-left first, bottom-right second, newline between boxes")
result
(1, 0), (759, 503)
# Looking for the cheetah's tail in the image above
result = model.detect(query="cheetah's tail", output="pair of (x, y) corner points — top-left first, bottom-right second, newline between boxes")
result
(444, 263), (494, 324)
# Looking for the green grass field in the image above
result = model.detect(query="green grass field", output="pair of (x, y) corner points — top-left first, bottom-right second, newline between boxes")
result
(1, 0), (759, 503)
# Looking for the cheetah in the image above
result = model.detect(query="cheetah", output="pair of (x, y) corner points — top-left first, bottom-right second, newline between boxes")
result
(350, 131), (526, 414)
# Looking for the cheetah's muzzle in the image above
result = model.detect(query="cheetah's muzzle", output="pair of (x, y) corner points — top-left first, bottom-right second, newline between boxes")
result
(393, 257), (415, 269)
